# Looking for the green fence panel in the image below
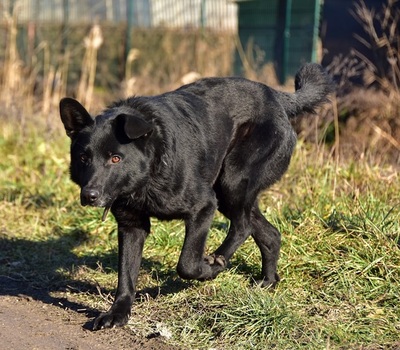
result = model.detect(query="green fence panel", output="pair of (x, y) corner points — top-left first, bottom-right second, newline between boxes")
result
(236, 0), (322, 83)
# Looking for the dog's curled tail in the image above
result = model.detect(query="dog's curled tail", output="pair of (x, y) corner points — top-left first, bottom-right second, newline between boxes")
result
(281, 63), (335, 118)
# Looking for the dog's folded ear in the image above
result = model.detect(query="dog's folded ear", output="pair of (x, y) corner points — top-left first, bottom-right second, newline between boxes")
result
(59, 98), (94, 138)
(115, 113), (153, 141)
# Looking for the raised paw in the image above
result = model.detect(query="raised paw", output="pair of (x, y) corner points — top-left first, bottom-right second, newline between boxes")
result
(93, 310), (130, 330)
(204, 254), (226, 267)
(178, 254), (228, 281)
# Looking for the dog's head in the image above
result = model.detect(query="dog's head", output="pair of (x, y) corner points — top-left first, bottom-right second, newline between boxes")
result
(59, 98), (154, 212)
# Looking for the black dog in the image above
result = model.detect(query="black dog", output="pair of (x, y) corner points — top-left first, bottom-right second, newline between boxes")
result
(60, 63), (333, 330)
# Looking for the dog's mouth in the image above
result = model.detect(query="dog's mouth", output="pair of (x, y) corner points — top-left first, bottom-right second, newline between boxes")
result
(80, 188), (114, 221)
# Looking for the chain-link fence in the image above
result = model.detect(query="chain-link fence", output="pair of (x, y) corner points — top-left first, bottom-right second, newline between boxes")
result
(0, 0), (238, 105)
(0, 0), (237, 31)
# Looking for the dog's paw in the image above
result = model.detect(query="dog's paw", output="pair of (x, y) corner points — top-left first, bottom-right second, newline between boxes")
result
(254, 273), (280, 289)
(93, 310), (129, 331)
(204, 254), (226, 268)
(196, 254), (227, 281)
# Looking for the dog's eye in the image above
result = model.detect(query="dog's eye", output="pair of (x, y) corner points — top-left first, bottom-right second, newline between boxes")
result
(80, 153), (89, 163)
(111, 155), (121, 164)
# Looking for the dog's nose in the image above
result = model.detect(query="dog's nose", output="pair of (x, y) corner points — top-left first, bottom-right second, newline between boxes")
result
(81, 187), (100, 206)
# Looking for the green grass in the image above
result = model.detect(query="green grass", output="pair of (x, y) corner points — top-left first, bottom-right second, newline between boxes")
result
(1, 121), (399, 349)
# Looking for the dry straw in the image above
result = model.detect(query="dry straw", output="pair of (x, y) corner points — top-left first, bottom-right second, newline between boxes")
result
(0, 6), (69, 122)
(1, 7), (24, 109)
(77, 24), (103, 111)
(351, 0), (400, 97)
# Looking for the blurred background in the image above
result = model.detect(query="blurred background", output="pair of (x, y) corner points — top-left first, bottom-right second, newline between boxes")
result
(0, 0), (399, 163)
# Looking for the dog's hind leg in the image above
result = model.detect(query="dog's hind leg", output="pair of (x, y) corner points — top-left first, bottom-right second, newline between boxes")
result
(212, 173), (281, 286)
(250, 205), (281, 287)
(210, 203), (280, 287)
(211, 120), (291, 285)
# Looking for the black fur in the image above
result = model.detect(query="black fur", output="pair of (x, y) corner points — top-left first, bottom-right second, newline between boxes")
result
(59, 63), (334, 330)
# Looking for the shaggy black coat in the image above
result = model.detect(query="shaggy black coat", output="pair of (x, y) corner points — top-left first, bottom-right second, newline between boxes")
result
(60, 63), (334, 330)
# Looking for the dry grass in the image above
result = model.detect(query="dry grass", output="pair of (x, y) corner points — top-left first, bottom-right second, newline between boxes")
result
(0, 7), (69, 125)
(118, 28), (235, 97)
(0, 15), (235, 119)
(296, 0), (400, 166)
(76, 24), (103, 110)
(1, 8), (34, 116)
(350, 0), (400, 96)
(1, 2), (400, 166)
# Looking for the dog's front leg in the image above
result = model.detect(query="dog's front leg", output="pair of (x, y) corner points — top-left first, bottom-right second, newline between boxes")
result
(93, 213), (150, 330)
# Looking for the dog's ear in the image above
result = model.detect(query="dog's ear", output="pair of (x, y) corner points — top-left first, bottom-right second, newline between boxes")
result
(59, 98), (94, 138)
(115, 113), (153, 140)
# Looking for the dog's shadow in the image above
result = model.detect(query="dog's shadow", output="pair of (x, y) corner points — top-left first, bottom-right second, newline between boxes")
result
(0, 230), (189, 329)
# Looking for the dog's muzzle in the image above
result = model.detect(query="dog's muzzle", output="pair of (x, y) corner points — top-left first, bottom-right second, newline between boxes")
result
(80, 187), (102, 207)
(80, 187), (112, 221)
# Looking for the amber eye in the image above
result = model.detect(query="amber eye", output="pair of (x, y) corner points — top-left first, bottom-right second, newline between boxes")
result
(111, 155), (121, 164)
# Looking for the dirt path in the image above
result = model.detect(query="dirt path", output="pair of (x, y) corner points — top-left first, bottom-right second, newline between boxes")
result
(0, 277), (176, 350)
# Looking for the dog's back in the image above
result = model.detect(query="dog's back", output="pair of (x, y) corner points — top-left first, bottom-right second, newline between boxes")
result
(150, 63), (333, 196)
(175, 62), (332, 121)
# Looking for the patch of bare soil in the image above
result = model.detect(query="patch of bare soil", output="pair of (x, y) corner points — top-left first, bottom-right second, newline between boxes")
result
(0, 277), (177, 350)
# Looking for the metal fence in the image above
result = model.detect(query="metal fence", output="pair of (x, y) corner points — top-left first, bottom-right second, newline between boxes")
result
(0, 0), (237, 31)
